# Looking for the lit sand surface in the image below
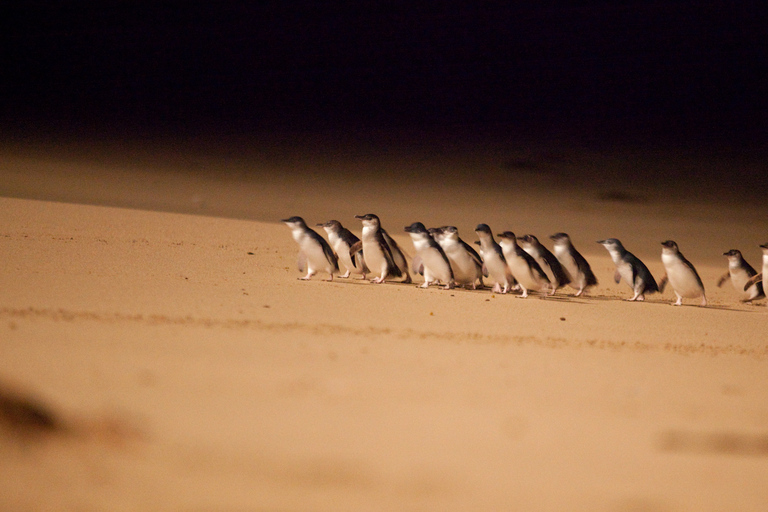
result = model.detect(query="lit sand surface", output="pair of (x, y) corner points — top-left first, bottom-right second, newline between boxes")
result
(1, 139), (767, 510)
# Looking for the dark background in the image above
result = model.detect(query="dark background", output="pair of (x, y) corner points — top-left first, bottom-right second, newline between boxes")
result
(3, 1), (766, 147)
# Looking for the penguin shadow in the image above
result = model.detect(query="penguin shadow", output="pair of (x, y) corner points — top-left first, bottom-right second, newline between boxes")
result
(701, 302), (767, 313)
(0, 380), (147, 448)
(657, 430), (768, 457)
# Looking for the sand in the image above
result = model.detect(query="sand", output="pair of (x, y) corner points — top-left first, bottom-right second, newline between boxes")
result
(1, 136), (767, 511)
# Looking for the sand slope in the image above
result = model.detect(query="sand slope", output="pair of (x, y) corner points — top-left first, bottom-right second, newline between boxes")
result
(1, 140), (768, 510)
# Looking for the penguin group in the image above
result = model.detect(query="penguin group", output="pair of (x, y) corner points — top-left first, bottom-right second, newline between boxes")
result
(282, 215), (767, 307)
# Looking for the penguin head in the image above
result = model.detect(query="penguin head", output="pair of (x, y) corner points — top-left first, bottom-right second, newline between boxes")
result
(723, 249), (742, 259)
(597, 238), (623, 249)
(496, 231), (517, 246)
(517, 234), (538, 246)
(317, 220), (342, 232)
(760, 243), (768, 252)
(355, 214), (380, 227)
(404, 222), (429, 237)
(475, 223), (492, 234)
(441, 226), (459, 241)
(661, 240), (679, 252)
(550, 232), (570, 243)
(281, 216), (306, 228)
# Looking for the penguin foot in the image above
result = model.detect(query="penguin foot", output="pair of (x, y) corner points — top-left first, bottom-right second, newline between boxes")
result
(339, 271), (351, 278)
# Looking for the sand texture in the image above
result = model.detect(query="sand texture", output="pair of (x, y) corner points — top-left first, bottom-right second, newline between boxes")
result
(1, 138), (767, 511)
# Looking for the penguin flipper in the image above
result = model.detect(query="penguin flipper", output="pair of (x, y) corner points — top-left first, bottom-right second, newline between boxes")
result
(355, 252), (369, 273)
(716, 272), (730, 288)
(745, 272), (763, 291)
(614, 269), (622, 284)
(481, 263), (489, 278)
(658, 273), (668, 293)
(297, 250), (307, 272)
(349, 240), (363, 261)
(322, 240), (339, 271)
(411, 255), (425, 276)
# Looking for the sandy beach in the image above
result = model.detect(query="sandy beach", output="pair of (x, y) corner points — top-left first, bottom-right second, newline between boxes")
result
(1, 136), (767, 511)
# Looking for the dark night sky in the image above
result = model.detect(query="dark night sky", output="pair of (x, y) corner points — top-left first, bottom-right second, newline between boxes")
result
(3, 1), (766, 144)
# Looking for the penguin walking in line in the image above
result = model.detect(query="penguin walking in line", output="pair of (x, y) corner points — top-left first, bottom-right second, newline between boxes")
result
(743, 243), (768, 301)
(317, 220), (368, 279)
(718, 249), (765, 302)
(405, 222), (455, 289)
(475, 224), (514, 294)
(597, 238), (658, 301)
(498, 231), (551, 298)
(658, 240), (707, 306)
(434, 226), (485, 289)
(282, 216), (338, 281)
(549, 233), (597, 296)
(517, 234), (570, 294)
(352, 214), (404, 284)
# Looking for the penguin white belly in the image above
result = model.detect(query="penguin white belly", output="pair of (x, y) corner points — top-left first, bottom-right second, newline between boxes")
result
(665, 259), (702, 298)
(508, 256), (540, 290)
(444, 247), (476, 285)
(732, 269), (760, 300)
(762, 256), (768, 294)
(362, 241), (388, 277)
(617, 262), (635, 288)
(332, 240), (355, 272)
(485, 253), (509, 284)
(421, 249), (453, 283)
(553, 248), (579, 288)
(301, 239), (333, 273)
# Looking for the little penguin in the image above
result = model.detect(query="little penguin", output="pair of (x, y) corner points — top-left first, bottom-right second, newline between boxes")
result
(353, 214), (404, 284)
(717, 249), (765, 302)
(497, 231), (551, 298)
(475, 224), (514, 293)
(282, 216), (338, 281)
(404, 222), (455, 289)
(380, 228), (412, 284)
(435, 226), (484, 289)
(549, 233), (597, 296)
(597, 238), (658, 301)
(317, 220), (368, 279)
(658, 240), (706, 306)
(743, 243), (768, 300)
(517, 234), (571, 294)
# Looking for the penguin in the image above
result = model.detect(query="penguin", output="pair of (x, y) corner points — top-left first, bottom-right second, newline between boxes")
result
(282, 216), (338, 281)
(597, 238), (658, 301)
(352, 214), (404, 284)
(434, 226), (484, 289)
(380, 229), (412, 284)
(497, 231), (551, 298)
(474, 224), (514, 293)
(317, 220), (368, 279)
(404, 222), (455, 289)
(658, 240), (706, 306)
(517, 234), (570, 294)
(717, 249), (765, 302)
(549, 233), (598, 296)
(743, 243), (768, 300)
